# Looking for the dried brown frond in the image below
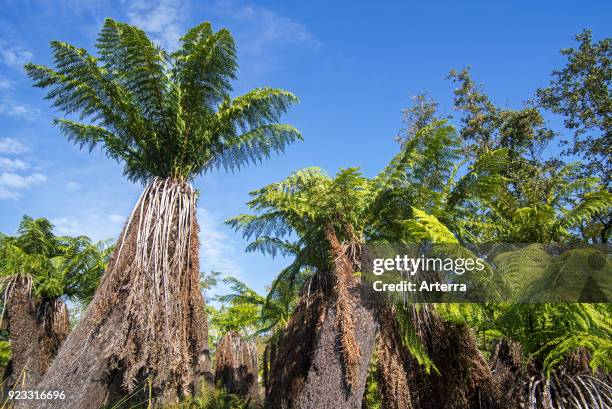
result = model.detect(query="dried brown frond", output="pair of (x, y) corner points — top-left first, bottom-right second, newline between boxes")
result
(214, 332), (261, 403)
(405, 305), (503, 409)
(375, 304), (413, 409)
(325, 224), (361, 390)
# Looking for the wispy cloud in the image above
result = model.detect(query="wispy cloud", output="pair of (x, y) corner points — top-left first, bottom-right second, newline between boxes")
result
(108, 214), (125, 224)
(0, 157), (28, 170)
(0, 101), (40, 121)
(126, 0), (188, 50)
(0, 137), (27, 154)
(0, 172), (46, 188)
(197, 206), (243, 276)
(51, 217), (82, 236)
(0, 77), (11, 90)
(210, 0), (317, 55)
(0, 40), (33, 69)
(0, 138), (45, 199)
(50, 212), (123, 241)
(0, 186), (18, 199)
(65, 181), (81, 191)
(0, 172), (46, 199)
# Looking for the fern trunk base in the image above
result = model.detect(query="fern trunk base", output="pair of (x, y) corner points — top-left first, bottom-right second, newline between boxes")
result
(405, 307), (505, 409)
(2, 279), (69, 392)
(28, 178), (211, 409)
(214, 332), (261, 404)
(265, 273), (377, 409)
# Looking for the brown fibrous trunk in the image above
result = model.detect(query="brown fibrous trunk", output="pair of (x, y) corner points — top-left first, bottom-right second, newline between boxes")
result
(2, 277), (69, 391)
(375, 304), (413, 409)
(214, 331), (261, 404)
(265, 225), (377, 409)
(30, 177), (210, 409)
(405, 306), (505, 409)
(490, 339), (612, 409)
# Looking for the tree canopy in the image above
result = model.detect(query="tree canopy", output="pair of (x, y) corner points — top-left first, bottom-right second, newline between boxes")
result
(0, 215), (111, 304)
(25, 19), (301, 184)
(537, 29), (611, 184)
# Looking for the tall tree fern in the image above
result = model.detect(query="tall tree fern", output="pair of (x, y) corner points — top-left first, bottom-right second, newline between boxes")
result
(26, 19), (301, 408)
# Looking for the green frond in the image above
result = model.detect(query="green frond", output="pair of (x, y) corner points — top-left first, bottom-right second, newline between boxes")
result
(396, 304), (438, 374)
(225, 212), (293, 240)
(206, 124), (301, 173)
(173, 22), (236, 110)
(404, 207), (458, 244)
(27, 19), (301, 184)
(244, 236), (299, 258)
(447, 148), (509, 209)
(492, 303), (612, 374)
(53, 119), (144, 178)
(96, 18), (170, 125)
(216, 88), (298, 130)
(555, 190), (612, 232)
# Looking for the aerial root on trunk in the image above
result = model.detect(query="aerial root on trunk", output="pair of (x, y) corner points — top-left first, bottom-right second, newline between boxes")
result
(0, 274), (33, 327)
(87, 177), (201, 398)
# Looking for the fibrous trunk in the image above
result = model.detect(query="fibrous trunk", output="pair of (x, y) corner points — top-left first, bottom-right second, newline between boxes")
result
(31, 177), (210, 409)
(405, 306), (504, 409)
(2, 277), (69, 391)
(490, 339), (612, 409)
(375, 304), (413, 409)
(214, 332), (261, 404)
(264, 226), (377, 409)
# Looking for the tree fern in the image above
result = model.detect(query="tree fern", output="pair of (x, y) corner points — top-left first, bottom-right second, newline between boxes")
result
(25, 18), (301, 184)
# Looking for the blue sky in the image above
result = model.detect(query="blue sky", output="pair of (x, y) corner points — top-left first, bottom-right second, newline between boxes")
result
(0, 0), (610, 296)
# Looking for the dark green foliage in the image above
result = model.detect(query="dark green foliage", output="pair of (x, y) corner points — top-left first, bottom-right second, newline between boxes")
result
(0, 215), (111, 303)
(25, 19), (301, 184)
(537, 29), (611, 183)
(227, 166), (375, 309)
(449, 67), (555, 161)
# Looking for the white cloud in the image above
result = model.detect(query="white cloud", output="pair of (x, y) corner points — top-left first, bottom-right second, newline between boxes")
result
(0, 172), (46, 188)
(51, 217), (82, 236)
(0, 77), (11, 90)
(49, 213), (122, 241)
(0, 172), (46, 200)
(0, 40), (33, 69)
(127, 0), (187, 50)
(0, 157), (28, 170)
(0, 137), (26, 154)
(211, 0), (317, 54)
(0, 186), (18, 200)
(197, 206), (243, 276)
(0, 102), (40, 120)
(0, 139), (42, 199)
(108, 214), (125, 224)
(65, 181), (81, 191)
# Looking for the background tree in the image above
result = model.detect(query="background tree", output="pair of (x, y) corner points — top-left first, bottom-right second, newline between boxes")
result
(0, 216), (109, 390)
(428, 67), (612, 407)
(536, 30), (612, 243)
(25, 18), (300, 408)
(536, 29), (611, 185)
(207, 277), (266, 349)
(449, 67), (611, 244)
